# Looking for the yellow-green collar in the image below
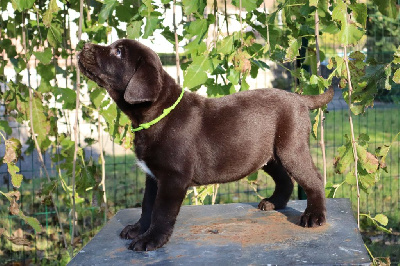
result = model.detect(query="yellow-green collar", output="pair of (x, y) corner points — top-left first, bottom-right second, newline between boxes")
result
(131, 87), (185, 132)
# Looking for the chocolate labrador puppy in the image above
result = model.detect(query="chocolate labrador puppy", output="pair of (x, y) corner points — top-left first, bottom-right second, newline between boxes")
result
(78, 39), (334, 251)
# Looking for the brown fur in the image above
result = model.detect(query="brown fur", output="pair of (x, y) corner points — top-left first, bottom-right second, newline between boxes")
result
(78, 39), (334, 251)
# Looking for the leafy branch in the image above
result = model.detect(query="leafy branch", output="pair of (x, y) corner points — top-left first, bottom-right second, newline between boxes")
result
(0, 130), (42, 241)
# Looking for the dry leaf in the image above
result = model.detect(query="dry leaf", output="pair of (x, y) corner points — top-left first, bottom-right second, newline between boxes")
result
(8, 236), (30, 246)
(9, 198), (20, 215)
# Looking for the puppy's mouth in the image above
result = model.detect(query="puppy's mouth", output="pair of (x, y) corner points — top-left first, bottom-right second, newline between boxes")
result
(78, 59), (95, 79)
(78, 56), (107, 88)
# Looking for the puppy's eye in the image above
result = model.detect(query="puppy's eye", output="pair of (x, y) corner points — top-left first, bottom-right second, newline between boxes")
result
(115, 48), (122, 58)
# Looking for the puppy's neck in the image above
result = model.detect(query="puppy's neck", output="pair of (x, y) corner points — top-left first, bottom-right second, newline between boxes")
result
(108, 71), (183, 129)
(151, 72), (183, 112)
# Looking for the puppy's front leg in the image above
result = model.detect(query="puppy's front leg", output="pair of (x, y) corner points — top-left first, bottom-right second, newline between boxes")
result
(120, 176), (157, 240)
(128, 177), (187, 251)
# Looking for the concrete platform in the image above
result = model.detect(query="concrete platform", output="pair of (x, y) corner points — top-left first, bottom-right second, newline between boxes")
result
(69, 198), (370, 265)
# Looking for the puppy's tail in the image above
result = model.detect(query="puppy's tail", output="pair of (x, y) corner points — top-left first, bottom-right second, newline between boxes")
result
(301, 87), (334, 110)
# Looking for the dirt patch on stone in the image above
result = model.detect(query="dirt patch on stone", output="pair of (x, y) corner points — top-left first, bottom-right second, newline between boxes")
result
(187, 211), (329, 247)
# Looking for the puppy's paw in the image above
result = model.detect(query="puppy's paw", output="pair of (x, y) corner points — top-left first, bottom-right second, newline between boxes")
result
(128, 232), (170, 251)
(299, 209), (326, 227)
(258, 198), (287, 211)
(120, 223), (142, 240)
(258, 199), (275, 211)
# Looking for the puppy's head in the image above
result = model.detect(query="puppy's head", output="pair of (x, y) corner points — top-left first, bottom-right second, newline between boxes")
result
(78, 39), (163, 104)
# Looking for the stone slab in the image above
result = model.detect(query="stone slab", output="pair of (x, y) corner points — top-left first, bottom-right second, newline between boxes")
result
(69, 198), (370, 265)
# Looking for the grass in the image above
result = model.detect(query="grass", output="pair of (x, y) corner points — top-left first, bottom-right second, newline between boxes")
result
(0, 107), (399, 264)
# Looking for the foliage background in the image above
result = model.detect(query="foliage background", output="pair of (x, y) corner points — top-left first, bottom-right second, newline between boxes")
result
(0, 0), (400, 264)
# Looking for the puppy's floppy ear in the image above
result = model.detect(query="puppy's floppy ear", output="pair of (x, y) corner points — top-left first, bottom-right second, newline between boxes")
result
(124, 59), (162, 105)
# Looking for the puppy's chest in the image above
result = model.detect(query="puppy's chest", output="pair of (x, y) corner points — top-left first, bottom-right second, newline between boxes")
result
(136, 159), (156, 180)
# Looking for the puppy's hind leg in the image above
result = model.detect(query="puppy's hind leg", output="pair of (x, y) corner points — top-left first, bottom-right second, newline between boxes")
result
(277, 147), (326, 227)
(258, 160), (294, 211)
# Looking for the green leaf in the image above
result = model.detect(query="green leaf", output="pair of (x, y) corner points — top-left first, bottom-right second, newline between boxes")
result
(17, 212), (42, 232)
(304, 49), (318, 75)
(309, 0), (318, 7)
(185, 40), (207, 56)
(142, 0), (154, 14)
(322, 23), (340, 35)
(338, 23), (364, 46)
(182, 0), (206, 15)
(374, 214), (388, 226)
(217, 35), (234, 55)
(232, 0), (263, 12)
(90, 88), (106, 109)
(30, 97), (51, 151)
(206, 82), (232, 97)
(43, 0), (60, 27)
(186, 19), (208, 39)
(0, 121), (12, 135)
(332, 1), (364, 45)
(358, 133), (369, 147)
(358, 170), (376, 192)
(312, 108), (320, 140)
(115, 2), (137, 22)
(40, 180), (57, 197)
(38, 80), (53, 93)
(7, 163), (23, 188)
(10, 58), (26, 73)
(183, 56), (213, 89)
(375, 224), (392, 234)
(376, 144), (390, 159)
(47, 23), (63, 48)
(247, 172), (258, 181)
(37, 63), (55, 82)
(24, 216), (42, 232)
(376, 133), (400, 170)
(33, 48), (53, 65)
(372, 0), (398, 19)
(285, 38), (301, 61)
(332, 1), (347, 26)
(349, 3), (367, 28)
(349, 104), (364, 116)
(344, 171), (357, 185)
(55, 87), (76, 110)
(331, 56), (346, 76)
(240, 77), (250, 91)
(99, 0), (118, 24)
(100, 103), (128, 140)
(143, 15), (160, 39)
(325, 182), (341, 198)
(127, 21), (143, 39)
(161, 26), (180, 44)
(227, 68), (240, 85)
(334, 137), (353, 174)
(12, 0), (35, 11)
(356, 143), (379, 174)
(0, 39), (17, 58)
(393, 69), (400, 84)
(393, 46), (400, 64)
